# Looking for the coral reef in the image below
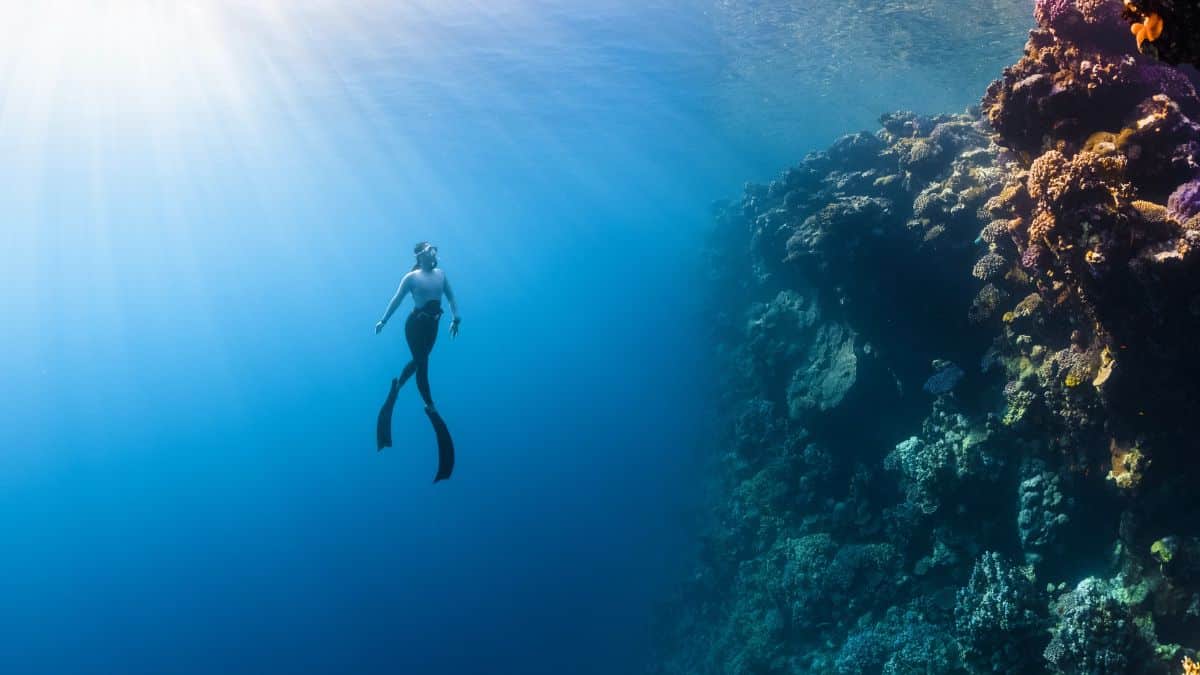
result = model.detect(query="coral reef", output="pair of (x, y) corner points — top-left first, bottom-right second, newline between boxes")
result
(651, 108), (1007, 674)
(1018, 460), (1073, 565)
(1043, 577), (1155, 674)
(954, 552), (1047, 673)
(652, 3), (1200, 671)
(834, 603), (964, 675)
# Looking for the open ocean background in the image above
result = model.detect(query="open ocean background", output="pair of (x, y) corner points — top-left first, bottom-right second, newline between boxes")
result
(0, 2), (1029, 672)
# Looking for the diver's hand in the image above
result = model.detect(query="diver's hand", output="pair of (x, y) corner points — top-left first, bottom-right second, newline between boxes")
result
(450, 317), (461, 339)
(375, 320), (386, 334)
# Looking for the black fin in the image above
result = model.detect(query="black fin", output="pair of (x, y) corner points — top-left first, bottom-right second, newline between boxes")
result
(376, 378), (400, 451)
(426, 408), (455, 482)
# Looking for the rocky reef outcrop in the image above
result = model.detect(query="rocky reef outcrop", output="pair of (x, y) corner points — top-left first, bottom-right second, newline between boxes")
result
(653, 2), (1200, 673)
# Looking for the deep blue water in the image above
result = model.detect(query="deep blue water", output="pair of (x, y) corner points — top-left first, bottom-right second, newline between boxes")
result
(0, 2), (1025, 673)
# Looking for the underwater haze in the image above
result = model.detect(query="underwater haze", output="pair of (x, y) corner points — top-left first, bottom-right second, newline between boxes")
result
(0, 2), (1029, 673)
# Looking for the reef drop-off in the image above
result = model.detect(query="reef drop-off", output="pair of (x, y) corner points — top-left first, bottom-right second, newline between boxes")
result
(653, 1), (1200, 673)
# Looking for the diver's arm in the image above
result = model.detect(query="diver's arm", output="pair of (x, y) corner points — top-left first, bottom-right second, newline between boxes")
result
(376, 274), (411, 334)
(444, 275), (461, 338)
(444, 275), (460, 319)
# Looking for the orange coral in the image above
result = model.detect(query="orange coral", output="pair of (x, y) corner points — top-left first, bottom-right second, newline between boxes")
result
(1131, 12), (1163, 50)
(1182, 655), (1199, 675)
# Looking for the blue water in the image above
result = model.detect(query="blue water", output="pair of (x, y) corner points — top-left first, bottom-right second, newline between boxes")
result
(0, 2), (1023, 673)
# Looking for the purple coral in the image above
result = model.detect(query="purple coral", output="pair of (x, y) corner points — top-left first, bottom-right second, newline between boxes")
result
(1134, 64), (1200, 113)
(1034, 0), (1127, 45)
(1168, 178), (1200, 222)
(1034, 0), (1074, 30)
(1021, 243), (1048, 271)
(1122, 95), (1200, 189)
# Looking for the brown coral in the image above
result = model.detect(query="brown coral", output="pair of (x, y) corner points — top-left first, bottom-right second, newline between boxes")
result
(1010, 292), (1045, 323)
(1029, 210), (1058, 241)
(1028, 151), (1070, 202)
(984, 181), (1032, 219)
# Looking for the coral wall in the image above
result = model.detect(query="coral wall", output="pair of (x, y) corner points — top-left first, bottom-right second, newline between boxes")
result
(654, 2), (1200, 673)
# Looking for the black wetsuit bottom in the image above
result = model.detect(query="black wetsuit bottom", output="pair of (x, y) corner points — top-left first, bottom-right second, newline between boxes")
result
(399, 300), (442, 406)
(376, 300), (455, 482)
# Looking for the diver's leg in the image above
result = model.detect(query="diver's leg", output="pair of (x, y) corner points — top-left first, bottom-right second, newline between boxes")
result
(408, 313), (439, 409)
(397, 360), (417, 387)
(415, 356), (433, 408)
(418, 317), (453, 481)
(403, 309), (454, 481)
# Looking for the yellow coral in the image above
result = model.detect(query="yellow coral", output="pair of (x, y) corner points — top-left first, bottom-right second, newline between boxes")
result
(1010, 293), (1043, 321)
(1183, 656), (1200, 675)
(1065, 371), (1083, 387)
(1005, 266), (1031, 286)
(1152, 539), (1173, 564)
(1131, 200), (1170, 224)
(1107, 439), (1148, 489)
(984, 183), (1029, 218)
(1083, 131), (1119, 155)
(1093, 347), (1115, 388)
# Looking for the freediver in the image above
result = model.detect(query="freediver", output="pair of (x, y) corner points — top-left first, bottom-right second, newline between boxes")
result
(375, 241), (461, 481)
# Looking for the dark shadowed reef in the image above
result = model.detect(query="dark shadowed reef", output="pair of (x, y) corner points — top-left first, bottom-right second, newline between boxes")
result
(653, 1), (1200, 673)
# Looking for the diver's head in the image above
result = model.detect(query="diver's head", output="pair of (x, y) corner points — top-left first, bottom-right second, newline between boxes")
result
(413, 241), (438, 270)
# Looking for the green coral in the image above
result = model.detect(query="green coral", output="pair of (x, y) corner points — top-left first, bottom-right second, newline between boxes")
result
(1003, 389), (1037, 426)
(1151, 539), (1173, 565)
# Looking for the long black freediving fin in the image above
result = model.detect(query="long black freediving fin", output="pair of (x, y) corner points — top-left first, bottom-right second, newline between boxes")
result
(425, 408), (455, 482)
(377, 378), (401, 451)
